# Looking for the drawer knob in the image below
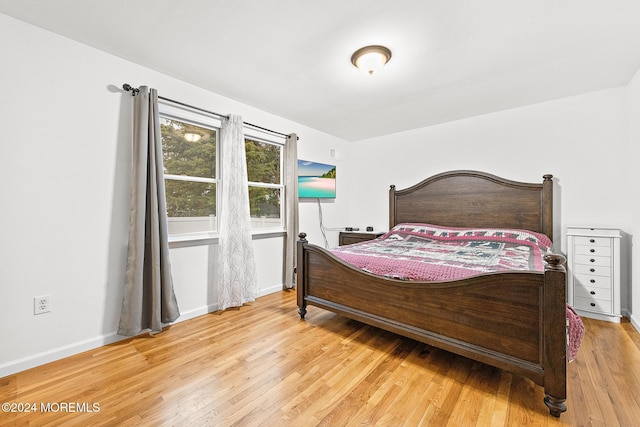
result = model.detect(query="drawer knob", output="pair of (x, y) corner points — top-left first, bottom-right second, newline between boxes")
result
(590, 302), (596, 307)
(590, 279), (595, 283)
(590, 239), (595, 243)
(590, 259), (595, 263)
(590, 249), (595, 253)
(590, 291), (596, 295)
(590, 268), (595, 272)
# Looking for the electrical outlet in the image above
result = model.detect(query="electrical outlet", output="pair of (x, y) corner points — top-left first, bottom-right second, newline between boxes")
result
(34, 295), (51, 315)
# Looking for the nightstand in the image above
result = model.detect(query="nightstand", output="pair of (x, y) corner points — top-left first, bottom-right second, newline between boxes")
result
(338, 231), (385, 246)
(566, 226), (622, 323)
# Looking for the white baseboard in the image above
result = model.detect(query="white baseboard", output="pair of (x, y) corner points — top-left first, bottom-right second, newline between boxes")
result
(0, 332), (126, 379)
(176, 303), (219, 322)
(0, 304), (219, 379)
(0, 287), (283, 379)
(629, 312), (640, 334)
(259, 284), (284, 297)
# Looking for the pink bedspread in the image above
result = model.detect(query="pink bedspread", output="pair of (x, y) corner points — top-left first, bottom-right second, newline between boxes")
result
(332, 223), (552, 281)
(332, 223), (584, 360)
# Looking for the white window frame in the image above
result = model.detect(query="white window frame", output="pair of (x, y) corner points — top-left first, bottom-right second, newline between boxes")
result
(159, 101), (286, 243)
(160, 101), (221, 240)
(243, 131), (285, 233)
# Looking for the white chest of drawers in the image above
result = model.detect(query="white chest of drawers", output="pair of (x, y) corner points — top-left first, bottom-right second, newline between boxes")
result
(566, 227), (621, 322)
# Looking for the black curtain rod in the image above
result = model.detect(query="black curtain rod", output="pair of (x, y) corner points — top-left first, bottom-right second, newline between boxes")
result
(122, 83), (293, 139)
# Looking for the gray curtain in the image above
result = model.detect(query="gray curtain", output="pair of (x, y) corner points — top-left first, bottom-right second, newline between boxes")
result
(284, 133), (299, 289)
(217, 114), (257, 310)
(118, 86), (180, 336)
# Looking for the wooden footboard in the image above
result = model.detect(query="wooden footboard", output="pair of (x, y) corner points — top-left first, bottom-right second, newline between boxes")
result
(296, 234), (567, 417)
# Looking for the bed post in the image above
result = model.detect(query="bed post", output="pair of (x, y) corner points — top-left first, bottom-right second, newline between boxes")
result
(542, 253), (567, 417)
(542, 174), (553, 241)
(389, 185), (396, 230)
(297, 233), (308, 319)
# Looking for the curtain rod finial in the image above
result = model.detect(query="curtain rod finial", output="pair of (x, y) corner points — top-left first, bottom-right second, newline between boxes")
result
(122, 83), (140, 96)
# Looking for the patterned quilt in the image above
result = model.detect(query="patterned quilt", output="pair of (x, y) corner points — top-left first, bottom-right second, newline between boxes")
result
(332, 223), (553, 281)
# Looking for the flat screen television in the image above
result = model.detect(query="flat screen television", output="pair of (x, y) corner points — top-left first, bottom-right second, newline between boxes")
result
(298, 159), (336, 199)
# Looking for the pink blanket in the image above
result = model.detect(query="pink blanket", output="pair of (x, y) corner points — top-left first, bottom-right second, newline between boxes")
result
(566, 305), (585, 361)
(333, 223), (551, 281)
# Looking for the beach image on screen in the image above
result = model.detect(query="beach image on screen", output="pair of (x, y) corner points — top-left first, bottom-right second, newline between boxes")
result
(298, 160), (336, 198)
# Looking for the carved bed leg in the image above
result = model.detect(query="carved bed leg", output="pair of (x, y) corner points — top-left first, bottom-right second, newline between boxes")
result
(544, 395), (567, 418)
(296, 233), (308, 320)
(298, 305), (307, 319)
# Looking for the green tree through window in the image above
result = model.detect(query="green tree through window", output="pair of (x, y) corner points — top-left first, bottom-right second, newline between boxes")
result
(246, 139), (281, 221)
(162, 118), (216, 220)
(160, 115), (284, 235)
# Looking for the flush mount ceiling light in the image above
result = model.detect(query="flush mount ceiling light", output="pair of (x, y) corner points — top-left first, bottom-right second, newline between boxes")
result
(351, 45), (392, 75)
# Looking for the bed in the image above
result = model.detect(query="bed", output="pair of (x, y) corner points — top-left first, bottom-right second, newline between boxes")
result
(296, 170), (569, 417)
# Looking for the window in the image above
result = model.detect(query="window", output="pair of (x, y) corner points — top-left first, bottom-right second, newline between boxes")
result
(161, 117), (217, 235)
(246, 138), (283, 230)
(159, 102), (284, 237)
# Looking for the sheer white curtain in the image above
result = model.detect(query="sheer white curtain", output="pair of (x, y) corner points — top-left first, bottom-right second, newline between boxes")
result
(284, 133), (298, 289)
(217, 114), (257, 310)
(118, 86), (180, 336)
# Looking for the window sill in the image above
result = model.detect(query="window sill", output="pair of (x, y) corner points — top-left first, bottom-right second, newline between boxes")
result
(168, 229), (286, 249)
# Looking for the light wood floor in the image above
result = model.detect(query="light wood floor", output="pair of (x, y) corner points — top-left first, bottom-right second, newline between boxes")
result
(1, 290), (639, 426)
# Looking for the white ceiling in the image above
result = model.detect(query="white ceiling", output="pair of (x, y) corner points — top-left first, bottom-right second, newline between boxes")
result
(2, 0), (640, 141)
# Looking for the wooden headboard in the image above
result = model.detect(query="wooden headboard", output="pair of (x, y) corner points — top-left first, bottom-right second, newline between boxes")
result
(389, 170), (554, 241)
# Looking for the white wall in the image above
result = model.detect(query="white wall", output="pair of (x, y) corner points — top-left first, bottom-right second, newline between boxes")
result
(348, 86), (635, 319)
(627, 67), (640, 330)
(0, 14), (350, 377)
